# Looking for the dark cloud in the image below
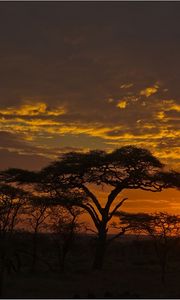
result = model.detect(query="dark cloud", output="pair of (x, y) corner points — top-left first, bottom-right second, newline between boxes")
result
(0, 2), (179, 170)
(1, 2), (180, 105)
(0, 131), (86, 170)
(0, 148), (50, 171)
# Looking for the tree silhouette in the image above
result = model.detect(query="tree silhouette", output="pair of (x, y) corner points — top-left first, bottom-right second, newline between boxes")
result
(1, 146), (179, 270)
(25, 200), (50, 270)
(0, 184), (30, 296)
(36, 146), (180, 269)
(116, 211), (180, 284)
(49, 206), (84, 272)
(0, 184), (29, 237)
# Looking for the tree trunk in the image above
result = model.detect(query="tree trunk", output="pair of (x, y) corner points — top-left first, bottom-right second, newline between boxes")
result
(61, 247), (67, 273)
(161, 250), (168, 286)
(92, 224), (107, 270)
(32, 231), (38, 270)
(161, 263), (166, 285)
(0, 255), (5, 298)
(58, 246), (62, 272)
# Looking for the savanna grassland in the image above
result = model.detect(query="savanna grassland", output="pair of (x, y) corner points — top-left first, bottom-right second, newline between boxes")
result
(2, 233), (180, 299)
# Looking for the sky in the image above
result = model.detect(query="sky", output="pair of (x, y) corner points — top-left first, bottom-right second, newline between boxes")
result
(0, 2), (179, 216)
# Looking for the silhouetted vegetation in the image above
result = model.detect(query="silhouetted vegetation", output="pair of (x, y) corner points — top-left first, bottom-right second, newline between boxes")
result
(114, 211), (180, 285)
(49, 206), (85, 272)
(0, 146), (179, 298)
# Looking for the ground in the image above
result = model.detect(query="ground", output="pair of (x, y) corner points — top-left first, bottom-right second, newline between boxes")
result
(1, 233), (180, 298)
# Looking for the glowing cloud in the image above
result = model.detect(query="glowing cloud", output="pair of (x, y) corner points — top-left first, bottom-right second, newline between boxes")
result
(120, 83), (134, 89)
(140, 84), (159, 97)
(162, 100), (180, 112)
(117, 100), (127, 109)
(156, 111), (166, 120)
(0, 102), (66, 117)
(0, 94), (179, 171)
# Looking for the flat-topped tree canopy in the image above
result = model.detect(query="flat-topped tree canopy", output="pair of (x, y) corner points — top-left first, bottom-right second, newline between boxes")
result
(0, 168), (39, 184)
(0, 168), (87, 209)
(39, 146), (178, 193)
(0, 183), (30, 200)
(0, 146), (179, 195)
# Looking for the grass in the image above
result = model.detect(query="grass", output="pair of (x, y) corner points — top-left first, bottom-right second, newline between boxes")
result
(1, 233), (180, 298)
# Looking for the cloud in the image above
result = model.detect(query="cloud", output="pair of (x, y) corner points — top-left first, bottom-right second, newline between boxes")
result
(0, 2), (179, 174)
(162, 99), (180, 112)
(117, 100), (127, 109)
(0, 102), (66, 117)
(0, 90), (179, 171)
(120, 83), (134, 89)
(140, 84), (159, 97)
(0, 131), (87, 171)
(156, 111), (166, 121)
(0, 148), (51, 171)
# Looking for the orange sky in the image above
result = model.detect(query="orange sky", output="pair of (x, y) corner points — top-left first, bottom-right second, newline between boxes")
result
(78, 185), (180, 233)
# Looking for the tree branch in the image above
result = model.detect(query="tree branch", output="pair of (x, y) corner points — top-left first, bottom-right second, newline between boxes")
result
(105, 184), (123, 212)
(81, 184), (103, 214)
(77, 203), (100, 229)
(108, 197), (128, 220)
(86, 202), (101, 223)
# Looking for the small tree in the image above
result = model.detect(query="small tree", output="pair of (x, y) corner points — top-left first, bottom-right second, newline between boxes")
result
(49, 206), (84, 272)
(0, 184), (29, 296)
(116, 211), (180, 284)
(25, 200), (50, 270)
(0, 184), (29, 237)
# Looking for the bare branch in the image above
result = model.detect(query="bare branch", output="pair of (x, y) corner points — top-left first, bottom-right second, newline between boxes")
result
(108, 197), (128, 220)
(78, 203), (100, 229)
(86, 202), (101, 224)
(105, 184), (123, 212)
(81, 184), (103, 214)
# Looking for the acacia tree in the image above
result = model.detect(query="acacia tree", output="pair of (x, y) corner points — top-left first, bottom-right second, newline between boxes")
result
(115, 211), (180, 284)
(0, 184), (30, 296)
(0, 184), (29, 237)
(1, 146), (180, 270)
(49, 206), (84, 272)
(25, 200), (50, 270)
(37, 146), (180, 269)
